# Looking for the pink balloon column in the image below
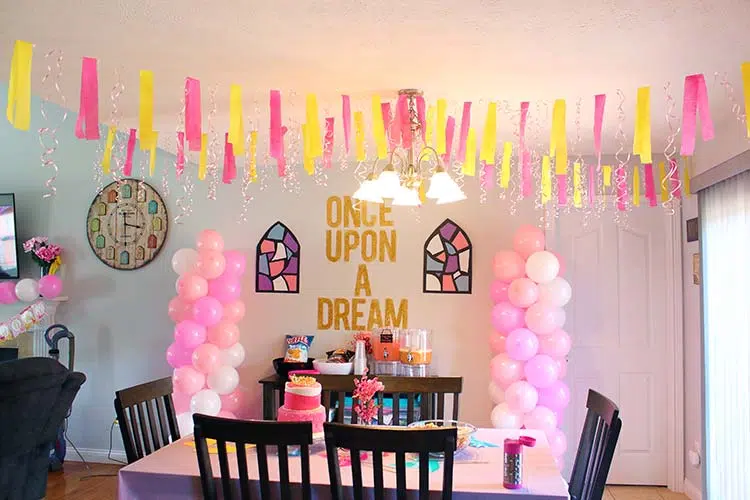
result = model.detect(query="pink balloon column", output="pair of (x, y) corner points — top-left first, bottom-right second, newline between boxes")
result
(168, 229), (248, 436)
(489, 225), (572, 471)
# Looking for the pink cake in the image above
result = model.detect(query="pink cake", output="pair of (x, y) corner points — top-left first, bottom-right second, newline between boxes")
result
(277, 376), (326, 433)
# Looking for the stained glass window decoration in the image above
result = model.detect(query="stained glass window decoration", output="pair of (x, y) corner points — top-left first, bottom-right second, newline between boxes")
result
(423, 218), (472, 294)
(256, 221), (301, 293)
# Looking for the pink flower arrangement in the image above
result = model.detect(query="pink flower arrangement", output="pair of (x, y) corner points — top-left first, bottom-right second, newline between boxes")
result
(352, 369), (385, 425)
(23, 237), (63, 270)
(351, 331), (373, 356)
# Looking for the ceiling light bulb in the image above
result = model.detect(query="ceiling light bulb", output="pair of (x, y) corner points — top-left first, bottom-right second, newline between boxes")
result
(377, 165), (402, 199)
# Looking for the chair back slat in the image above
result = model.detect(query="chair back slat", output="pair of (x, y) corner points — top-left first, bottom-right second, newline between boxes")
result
(376, 393), (385, 424)
(350, 448), (364, 500)
(144, 399), (163, 452)
(391, 392), (401, 424)
(154, 396), (171, 446)
(136, 403), (153, 456)
(452, 393), (460, 420)
(217, 440), (233, 498)
(236, 443), (251, 500)
(300, 444), (312, 500)
(406, 393), (416, 424)
(395, 452), (407, 500)
(418, 451), (430, 499)
(372, 451), (385, 500)
(256, 443), (271, 500)
(278, 445), (292, 499)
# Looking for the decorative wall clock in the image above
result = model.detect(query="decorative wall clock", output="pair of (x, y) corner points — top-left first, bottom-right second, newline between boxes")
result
(86, 179), (168, 270)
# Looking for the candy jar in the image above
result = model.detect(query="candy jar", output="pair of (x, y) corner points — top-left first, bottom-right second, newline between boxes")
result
(503, 436), (536, 489)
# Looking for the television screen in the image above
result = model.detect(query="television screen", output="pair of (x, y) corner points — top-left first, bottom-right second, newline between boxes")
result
(0, 194), (19, 279)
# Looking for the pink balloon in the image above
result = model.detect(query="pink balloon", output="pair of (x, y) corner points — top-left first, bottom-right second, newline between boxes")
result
(524, 355), (559, 388)
(523, 405), (557, 434)
(491, 302), (525, 333)
(553, 409), (565, 426)
(194, 250), (226, 280)
(505, 380), (539, 414)
(217, 410), (237, 419)
(176, 273), (208, 302)
(539, 329), (572, 358)
(537, 380), (571, 411)
(492, 251), (526, 282)
(547, 429), (568, 457)
(207, 321), (240, 349)
(196, 229), (225, 252)
(0, 282), (17, 304)
(208, 275), (242, 304)
(168, 297), (192, 323)
(174, 320), (207, 349)
(508, 278), (540, 308)
(222, 300), (246, 323)
(172, 390), (191, 413)
(172, 366), (206, 395)
(38, 275), (63, 299)
(556, 358), (568, 378)
(551, 251), (565, 276)
(553, 456), (565, 471)
(513, 225), (546, 259)
(525, 303), (560, 336)
(166, 342), (194, 368)
(489, 280), (510, 304)
(505, 328), (540, 361)
(220, 388), (246, 414)
(489, 330), (508, 354)
(192, 296), (224, 327)
(490, 353), (524, 388)
(223, 250), (247, 277)
(192, 343), (222, 374)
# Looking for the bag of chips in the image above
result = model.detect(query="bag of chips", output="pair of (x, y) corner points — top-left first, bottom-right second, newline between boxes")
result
(284, 335), (314, 363)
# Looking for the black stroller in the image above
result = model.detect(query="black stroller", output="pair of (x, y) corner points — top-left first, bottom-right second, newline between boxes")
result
(44, 324), (75, 471)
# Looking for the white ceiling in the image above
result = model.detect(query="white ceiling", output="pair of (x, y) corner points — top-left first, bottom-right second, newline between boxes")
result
(2, 0), (750, 154)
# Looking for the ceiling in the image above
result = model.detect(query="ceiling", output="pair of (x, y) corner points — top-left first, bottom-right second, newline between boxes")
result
(2, 0), (749, 154)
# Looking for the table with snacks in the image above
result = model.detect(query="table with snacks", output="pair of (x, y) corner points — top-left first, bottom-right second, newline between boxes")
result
(117, 429), (570, 499)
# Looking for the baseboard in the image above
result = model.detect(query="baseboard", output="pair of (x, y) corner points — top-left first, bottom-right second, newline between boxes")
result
(64, 447), (127, 465)
(684, 477), (702, 500)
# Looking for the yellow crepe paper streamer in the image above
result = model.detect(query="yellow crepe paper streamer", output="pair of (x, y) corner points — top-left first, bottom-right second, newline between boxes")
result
(148, 131), (159, 176)
(6, 40), (33, 130)
(302, 124), (314, 175)
(683, 157), (691, 197)
(371, 95), (387, 159)
(419, 181), (426, 204)
(632, 165), (641, 207)
(198, 133), (208, 180)
(306, 94), (323, 158)
(633, 86), (652, 164)
(550, 99), (568, 175)
(480, 102), (497, 164)
(248, 131), (258, 182)
(742, 62), (750, 138)
(354, 111), (365, 162)
(101, 126), (116, 175)
(139, 70), (155, 150)
(229, 84), (245, 156)
(573, 162), (583, 208)
(603, 165), (612, 187)
(425, 105), (436, 149)
(436, 99), (447, 155)
(658, 161), (669, 202)
(463, 128), (476, 176)
(500, 142), (512, 188)
(541, 155), (552, 205)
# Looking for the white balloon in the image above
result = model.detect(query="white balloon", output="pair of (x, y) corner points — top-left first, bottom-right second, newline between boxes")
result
(525, 251), (560, 284)
(221, 343), (246, 368)
(538, 277), (572, 307)
(207, 366), (240, 395)
(15, 279), (39, 302)
(172, 248), (199, 275)
(553, 308), (567, 329)
(488, 382), (506, 405)
(190, 389), (221, 416)
(176, 412), (194, 436)
(490, 402), (523, 429)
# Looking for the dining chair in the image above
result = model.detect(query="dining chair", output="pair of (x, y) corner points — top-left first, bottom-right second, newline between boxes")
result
(568, 389), (623, 500)
(193, 414), (314, 500)
(114, 376), (179, 463)
(323, 422), (457, 500)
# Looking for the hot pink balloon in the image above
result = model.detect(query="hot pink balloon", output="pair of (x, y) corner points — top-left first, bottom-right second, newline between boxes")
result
(223, 250), (247, 277)
(524, 354), (559, 388)
(192, 296), (224, 327)
(490, 353), (524, 388)
(220, 388), (246, 414)
(172, 390), (191, 413)
(492, 302), (525, 333)
(492, 251), (526, 282)
(172, 366), (206, 395)
(196, 229), (225, 252)
(194, 250), (226, 280)
(217, 410), (237, 419)
(489, 330), (508, 354)
(506, 328), (540, 361)
(168, 297), (192, 323)
(174, 320), (207, 349)
(192, 343), (222, 374)
(223, 300), (246, 323)
(489, 280), (510, 304)
(539, 329), (572, 358)
(166, 342), (194, 368)
(207, 321), (240, 349)
(537, 380), (571, 411)
(523, 405), (557, 434)
(547, 429), (567, 457)
(208, 275), (242, 304)
(525, 303), (559, 336)
(176, 273), (208, 302)
(38, 275), (63, 299)
(505, 380), (539, 414)
(513, 225), (545, 259)
(508, 278), (540, 308)
(0, 282), (17, 304)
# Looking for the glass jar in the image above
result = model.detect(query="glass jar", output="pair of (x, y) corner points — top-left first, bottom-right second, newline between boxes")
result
(399, 329), (432, 366)
(372, 328), (401, 362)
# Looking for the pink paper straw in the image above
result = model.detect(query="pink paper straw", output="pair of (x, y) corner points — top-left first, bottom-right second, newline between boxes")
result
(644, 163), (656, 206)
(398, 95), (411, 149)
(176, 131), (185, 177)
(323, 117), (335, 169)
(342, 95), (351, 154)
(457, 102), (472, 159)
(416, 96), (426, 142)
(587, 164), (595, 206)
(390, 96), (403, 150)
(124, 128), (136, 176)
(670, 159), (682, 199)
(442, 116), (455, 164)
(270, 90), (282, 158)
(556, 174), (567, 206)
(74, 57), (100, 140)
(593, 94), (606, 167)
(185, 78), (202, 152)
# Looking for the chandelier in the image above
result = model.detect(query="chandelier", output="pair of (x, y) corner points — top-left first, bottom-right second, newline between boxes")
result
(352, 89), (466, 206)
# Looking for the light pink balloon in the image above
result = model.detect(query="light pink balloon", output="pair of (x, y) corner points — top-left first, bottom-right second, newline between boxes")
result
(493, 251), (526, 282)
(489, 280), (510, 304)
(194, 250), (226, 280)
(537, 380), (571, 410)
(176, 273), (208, 302)
(196, 229), (225, 252)
(492, 302), (525, 333)
(166, 342), (194, 368)
(505, 328), (540, 361)
(513, 225), (545, 259)
(223, 300), (246, 323)
(490, 353), (524, 388)
(553, 308), (567, 329)
(208, 275), (242, 304)
(192, 296), (224, 327)
(505, 380), (539, 414)
(172, 390), (191, 414)
(524, 354), (559, 388)
(525, 251), (560, 284)
(192, 343), (222, 374)
(218, 410), (237, 419)
(489, 330), (508, 354)
(508, 278), (540, 308)
(539, 329), (572, 358)
(223, 250), (247, 277)
(168, 297), (192, 323)
(553, 409), (565, 426)
(523, 405), (557, 434)
(553, 456), (565, 471)
(547, 429), (568, 457)
(525, 303), (560, 336)
(172, 366), (206, 395)
(174, 320), (207, 349)
(556, 358), (568, 378)
(38, 275), (63, 299)
(0, 282), (17, 304)
(538, 277), (572, 307)
(207, 321), (240, 349)
(220, 388), (247, 415)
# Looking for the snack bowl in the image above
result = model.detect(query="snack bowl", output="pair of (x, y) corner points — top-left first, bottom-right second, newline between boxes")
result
(273, 357), (315, 380)
(407, 420), (477, 456)
(312, 359), (353, 375)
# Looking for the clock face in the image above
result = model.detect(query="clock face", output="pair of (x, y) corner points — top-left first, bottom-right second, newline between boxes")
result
(86, 179), (169, 270)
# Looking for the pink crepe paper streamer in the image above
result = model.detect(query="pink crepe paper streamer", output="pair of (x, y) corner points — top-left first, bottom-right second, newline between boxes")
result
(680, 74), (715, 156)
(74, 57), (100, 140)
(185, 78), (202, 152)
(556, 174), (567, 206)
(323, 117), (335, 169)
(616, 167), (627, 211)
(390, 96), (403, 150)
(277, 126), (288, 177)
(587, 164), (596, 206)
(519, 102), (531, 198)
(223, 133), (236, 184)
(124, 128), (136, 176)
(270, 90), (282, 159)
(644, 163), (657, 206)
(342, 95), (351, 154)
(593, 94), (606, 167)
(457, 102), (472, 159)
(442, 116), (455, 164)
(416, 96), (426, 141)
(381, 102), (391, 134)
(398, 95), (412, 149)
(481, 162), (494, 190)
(176, 131), (185, 177)
(669, 159), (682, 199)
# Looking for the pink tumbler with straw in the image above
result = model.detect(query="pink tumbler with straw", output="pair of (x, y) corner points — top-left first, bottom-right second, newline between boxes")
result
(503, 436), (536, 489)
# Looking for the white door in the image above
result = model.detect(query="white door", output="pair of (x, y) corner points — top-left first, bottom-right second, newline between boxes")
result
(550, 206), (672, 485)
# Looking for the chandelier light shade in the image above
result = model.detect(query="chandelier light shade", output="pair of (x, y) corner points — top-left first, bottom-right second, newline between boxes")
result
(392, 186), (422, 206)
(352, 174), (384, 203)
(376, 165), (403, 199)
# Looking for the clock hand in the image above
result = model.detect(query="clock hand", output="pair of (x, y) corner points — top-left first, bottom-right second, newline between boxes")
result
(124, 223), (142, 229)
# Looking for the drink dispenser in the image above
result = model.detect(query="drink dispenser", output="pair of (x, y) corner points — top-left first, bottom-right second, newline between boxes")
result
(372, 328), (400, 376)
(399, 328), (432, 376)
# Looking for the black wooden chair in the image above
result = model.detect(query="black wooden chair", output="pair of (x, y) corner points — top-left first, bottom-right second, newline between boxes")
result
(324, 422), (457, 500)
(193, 414), (314, 500)
(114, 376), (179, 463)
(569, 389), (622, 500)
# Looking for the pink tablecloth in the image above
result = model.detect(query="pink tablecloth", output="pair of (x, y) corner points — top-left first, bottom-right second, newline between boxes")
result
(118, 428), (569, 499)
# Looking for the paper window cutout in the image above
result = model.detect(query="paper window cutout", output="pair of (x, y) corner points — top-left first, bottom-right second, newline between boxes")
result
(148, 200), (158, 214)
(147, 234), (157, 249)
(136, 246), (145, 260)
(97, 202), (107, 215)
(122, 184), (132, 199)
(107, 190), (118, 203)
(119, 250), (130, 265)
(90, 218), (100, 233)
(95, 235), (105, 249)
(152, 217), (162, 231)
(423, 218), (473, 294)
(256, 221), (300, 293)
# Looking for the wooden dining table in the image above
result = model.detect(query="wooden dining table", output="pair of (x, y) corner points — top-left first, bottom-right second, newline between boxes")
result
(118, 428), (569, 499)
